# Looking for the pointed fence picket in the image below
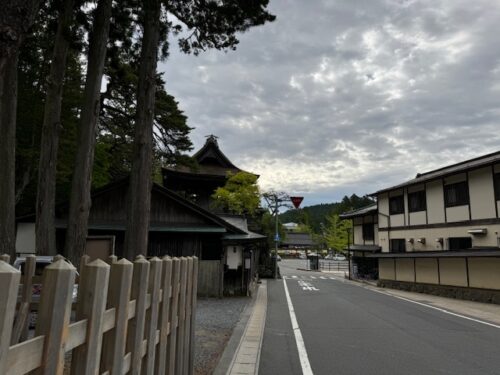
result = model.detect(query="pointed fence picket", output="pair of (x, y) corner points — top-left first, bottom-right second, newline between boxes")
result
(0, 254), (198, 375)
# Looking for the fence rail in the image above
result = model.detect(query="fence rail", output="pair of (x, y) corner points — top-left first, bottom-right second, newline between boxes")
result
(0, 254), (198, 375)
(319, 260), (349, 272)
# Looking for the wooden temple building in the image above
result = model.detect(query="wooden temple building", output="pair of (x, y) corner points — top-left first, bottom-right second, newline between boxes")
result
(16, 136), (266, 297)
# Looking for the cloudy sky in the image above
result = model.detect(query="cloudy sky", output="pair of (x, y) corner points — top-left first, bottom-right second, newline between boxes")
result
(160, 0), (500, 207)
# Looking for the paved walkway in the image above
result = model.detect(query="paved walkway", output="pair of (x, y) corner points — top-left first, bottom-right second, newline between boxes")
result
(225, 280), (267, 375)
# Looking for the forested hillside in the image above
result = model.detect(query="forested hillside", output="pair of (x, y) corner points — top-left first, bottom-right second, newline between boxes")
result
(279, 194), (374, 234)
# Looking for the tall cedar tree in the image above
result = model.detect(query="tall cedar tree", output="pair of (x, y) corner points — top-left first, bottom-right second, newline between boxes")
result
(0, 1), (40, 260)
(65, 0), (113, 263)
(124, 0), (276, 259)
(124, 0), (162, 260)
(98, 63), (193, 182)
(36, 0), (75, 255)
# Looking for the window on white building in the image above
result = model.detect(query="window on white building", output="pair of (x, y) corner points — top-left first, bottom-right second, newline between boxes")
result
(408, 190), (426, 212)
(389, 195), (404, 215)
(494, 173), (500, 201)
(444, 181), (469, 207)
(390, 239), (406, 253)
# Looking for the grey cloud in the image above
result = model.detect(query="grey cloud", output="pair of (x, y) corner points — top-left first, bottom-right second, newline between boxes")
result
(160, 0), (500, 203)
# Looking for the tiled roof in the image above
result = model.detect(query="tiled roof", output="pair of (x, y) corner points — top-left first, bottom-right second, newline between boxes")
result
(339, 203), (377, 219)
(373, 150), (500, 195)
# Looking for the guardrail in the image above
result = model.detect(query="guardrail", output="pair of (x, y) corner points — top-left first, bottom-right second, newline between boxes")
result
(319, 260), (349, 272)
(0, 254), (198, 374)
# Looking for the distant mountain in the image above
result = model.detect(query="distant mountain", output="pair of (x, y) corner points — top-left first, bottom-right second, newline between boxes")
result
(279, 194), (374, 233)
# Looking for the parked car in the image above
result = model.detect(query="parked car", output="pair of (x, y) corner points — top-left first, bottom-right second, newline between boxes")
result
(14, 256), (78, 327)
(332, 254), (346, 261)
(298, 253), (307, 259)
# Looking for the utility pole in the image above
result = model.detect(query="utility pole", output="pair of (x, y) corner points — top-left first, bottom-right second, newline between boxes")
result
(347, 227), (352, 280)
(263, 192), (303, 279)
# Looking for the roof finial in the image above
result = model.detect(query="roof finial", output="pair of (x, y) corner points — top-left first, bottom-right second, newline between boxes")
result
(205, 134), (219, 144)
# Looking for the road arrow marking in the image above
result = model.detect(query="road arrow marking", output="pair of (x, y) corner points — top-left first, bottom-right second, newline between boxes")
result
(298, 280), (319, 291)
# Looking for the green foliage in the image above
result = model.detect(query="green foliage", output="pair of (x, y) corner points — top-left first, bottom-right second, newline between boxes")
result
(322, 213), (352, 253)
(211, 172), (260, 215)
(260, 211), (286, 249)
(14, 0), (276, 216)
(167, 1), (276, 55)
(98, 61), (194, 185)
(279, 194), (374, 234)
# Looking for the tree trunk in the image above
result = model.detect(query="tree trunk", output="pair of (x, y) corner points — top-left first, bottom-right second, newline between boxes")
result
(0, 1), (40, 72)
(65, 0), (112, 263)
(0, 1), (40, 260)
(0, 53), (19, 260)
(36, 0), (74, 256)
(123, 0), (162, 260)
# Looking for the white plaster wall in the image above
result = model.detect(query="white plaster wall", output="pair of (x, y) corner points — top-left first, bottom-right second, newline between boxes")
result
(387, 224), (500, 250)
(409, 211), (426, 226)
(378, 231), (389, 252)
(469, 167), (496, 220)
(446, 205), (469, 222)
(15, 223), (36, 254)
(379, 258), (395, 280)
(378, 194), (389, 228)
(390, 214), (405, 227)
(426, 180), (445, 224)
(353, 225), (363, 245)
(226, 245), (242, 270)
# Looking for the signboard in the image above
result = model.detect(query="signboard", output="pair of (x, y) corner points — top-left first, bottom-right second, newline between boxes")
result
(274, 234), (281, 242)
(290, 196), (304, 209)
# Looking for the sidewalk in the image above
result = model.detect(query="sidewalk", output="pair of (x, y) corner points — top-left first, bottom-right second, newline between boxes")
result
(322, 268), (500, 325)
(213, 280), (268, 375)
(351, 278), (500, 326)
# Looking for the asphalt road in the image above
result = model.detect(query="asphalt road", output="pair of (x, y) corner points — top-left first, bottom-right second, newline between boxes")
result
(259, 259), (500, 375)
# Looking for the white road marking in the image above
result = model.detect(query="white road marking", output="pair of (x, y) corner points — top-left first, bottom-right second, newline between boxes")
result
(292, 275), (298, 279)
(319, 276), (327, 280)
(369, 288), (500, 329)
(283, 278), (314, 375)
(298, 280), (319, 291)
(329, 277), (336, 280)
(310, 276), (317, 279)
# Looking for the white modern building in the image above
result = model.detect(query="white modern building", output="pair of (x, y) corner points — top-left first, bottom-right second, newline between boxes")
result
(343, 151), (500, 303)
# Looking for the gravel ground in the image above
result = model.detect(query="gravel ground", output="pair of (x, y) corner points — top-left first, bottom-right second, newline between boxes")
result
(194, 297), (249, 375)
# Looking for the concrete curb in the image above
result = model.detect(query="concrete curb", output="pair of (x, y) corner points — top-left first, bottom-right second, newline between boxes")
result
(213, 280), (268, 375)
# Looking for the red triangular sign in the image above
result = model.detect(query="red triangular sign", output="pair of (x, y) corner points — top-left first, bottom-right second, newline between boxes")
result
(290, 196), (304, 209)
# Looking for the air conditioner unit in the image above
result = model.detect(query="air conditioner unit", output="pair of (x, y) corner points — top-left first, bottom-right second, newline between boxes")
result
(467, 228), (487, 235)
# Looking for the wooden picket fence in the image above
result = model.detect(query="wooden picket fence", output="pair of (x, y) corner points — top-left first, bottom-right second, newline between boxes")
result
(0, 254), (198, 375)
